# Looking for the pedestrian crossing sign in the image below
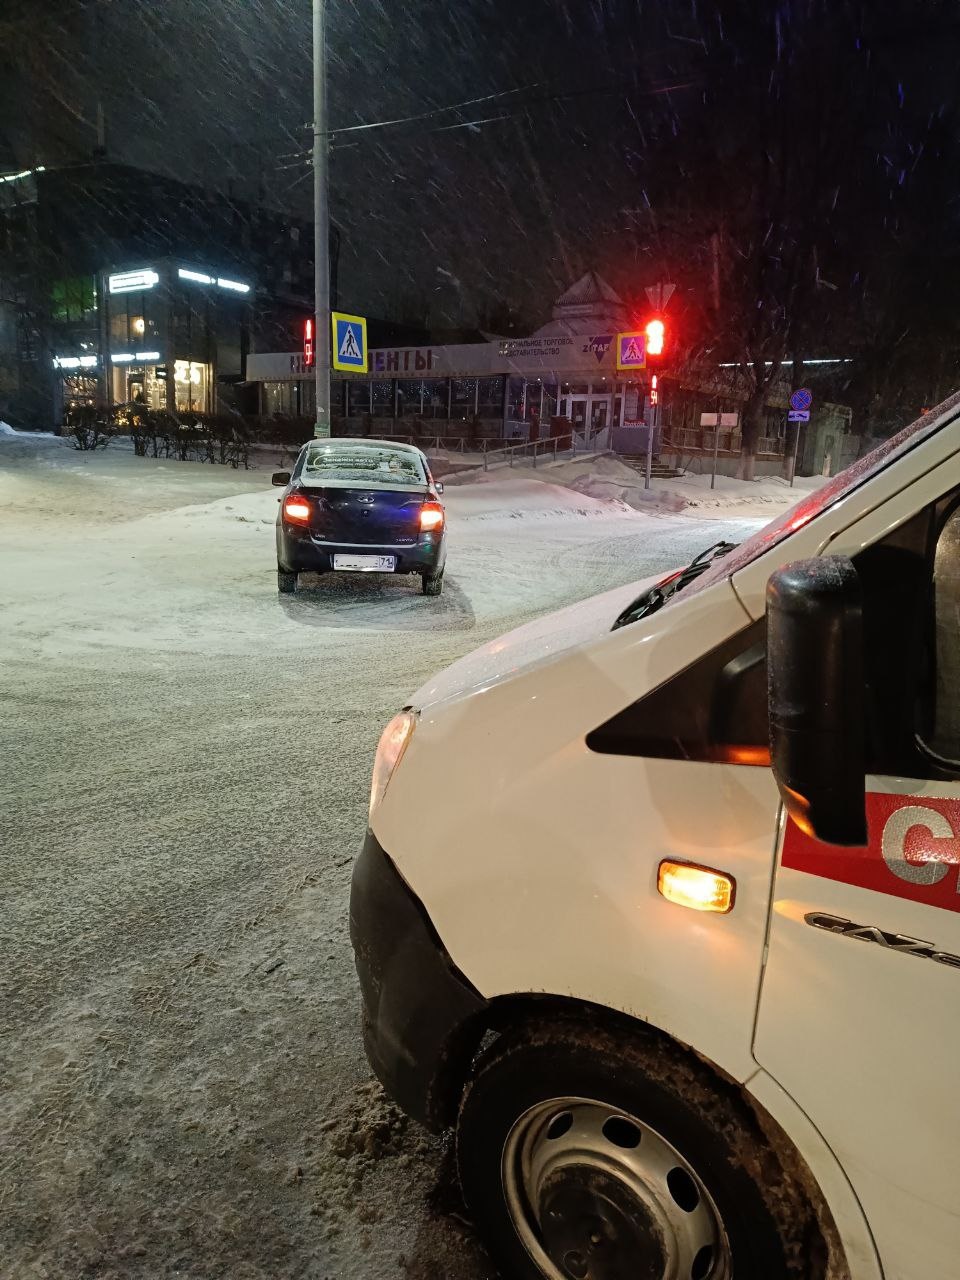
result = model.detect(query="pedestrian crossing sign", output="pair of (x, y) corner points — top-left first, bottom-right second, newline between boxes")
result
(616, 331), (646, 371)
(331, 311), (368, 372)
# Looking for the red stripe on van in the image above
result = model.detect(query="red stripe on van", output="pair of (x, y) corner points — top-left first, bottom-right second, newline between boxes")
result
(782, 793), (960, 913)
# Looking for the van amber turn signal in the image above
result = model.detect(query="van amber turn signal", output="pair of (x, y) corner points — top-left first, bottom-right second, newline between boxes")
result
(657, 860), (735, 914)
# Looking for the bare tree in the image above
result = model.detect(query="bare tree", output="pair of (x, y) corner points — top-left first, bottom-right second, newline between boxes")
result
(627, 1), (960, 474)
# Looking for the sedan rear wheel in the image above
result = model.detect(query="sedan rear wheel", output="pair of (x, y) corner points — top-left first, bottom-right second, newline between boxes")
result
(277, 568), (297, 594)
(422, 568), (444, 596)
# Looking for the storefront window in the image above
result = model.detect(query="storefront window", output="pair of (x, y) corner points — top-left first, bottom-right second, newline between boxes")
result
(372, 380), (395, 418)
(348, 380), (372, 416)
(507, 376), (525, 421)
(526, 381), (545, 420)
(476, 376), (504, 419)
(542, 383), (559, 420)
(112, 363), (166, 409)
(264, 382), (296, 416)
(397, 380), (423, 416)
(449, 378), (477, 420)
(62, 374), (99, 408)
(174, 360), (209, 412)
(422, 379), (449, 419)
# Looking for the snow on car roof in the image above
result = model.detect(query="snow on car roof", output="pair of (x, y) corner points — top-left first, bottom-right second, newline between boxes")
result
(324, 437), (425, 454)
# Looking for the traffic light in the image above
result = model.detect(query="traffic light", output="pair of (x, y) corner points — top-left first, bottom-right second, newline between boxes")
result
(303, 317), (315, 368)
(645, 317), (665, 357)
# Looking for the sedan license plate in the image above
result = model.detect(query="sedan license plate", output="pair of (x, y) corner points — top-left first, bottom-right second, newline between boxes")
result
(333, 554), (396, 572)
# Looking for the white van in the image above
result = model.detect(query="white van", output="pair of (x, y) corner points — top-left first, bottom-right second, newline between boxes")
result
(350, 396), (960, 1280)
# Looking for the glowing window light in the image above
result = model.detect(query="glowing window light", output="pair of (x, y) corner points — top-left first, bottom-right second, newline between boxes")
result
(174, 360), (203, 384)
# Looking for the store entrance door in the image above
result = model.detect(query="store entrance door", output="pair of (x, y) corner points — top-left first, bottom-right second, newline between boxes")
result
(569, 399), (588, 432)
(590, 400), (609, 432)
(563, 394), (611, 438)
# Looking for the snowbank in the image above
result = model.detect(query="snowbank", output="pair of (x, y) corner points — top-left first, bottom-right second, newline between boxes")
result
(0, 420), (58, 439)
(454, 452), (828, 521)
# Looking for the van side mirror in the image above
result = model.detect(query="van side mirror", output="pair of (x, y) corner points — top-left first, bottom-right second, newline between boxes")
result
(766, 556), (867, 846)
(435, 481), (444, 495)
(272, 471), (291, 487)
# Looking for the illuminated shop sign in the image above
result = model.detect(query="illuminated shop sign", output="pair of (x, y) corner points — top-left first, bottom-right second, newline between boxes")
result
(53, 354), (98, 369)
(109, 269), (160, 294)
(178, 266), (250, 294)
(111, 351), (162, 363)
(0, 164), (46, 184)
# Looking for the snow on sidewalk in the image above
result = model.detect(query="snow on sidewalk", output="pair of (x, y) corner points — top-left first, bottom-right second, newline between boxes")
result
(450, 452), (827, 521)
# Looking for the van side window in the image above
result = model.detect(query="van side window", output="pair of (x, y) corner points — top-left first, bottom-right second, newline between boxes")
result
(921, 502), (960, 763)
(854, 488), (960, 780)
(586, 619), (769, 764)
(588, 486), (960, 775)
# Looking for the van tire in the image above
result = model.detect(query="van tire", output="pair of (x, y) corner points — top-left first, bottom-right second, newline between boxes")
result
(277, 568), (297, 594)
(456, 1015), (825, 1280)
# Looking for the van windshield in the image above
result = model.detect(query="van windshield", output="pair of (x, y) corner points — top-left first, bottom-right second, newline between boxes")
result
(671, 393), (960, 605)
(300, 441), (427, 489)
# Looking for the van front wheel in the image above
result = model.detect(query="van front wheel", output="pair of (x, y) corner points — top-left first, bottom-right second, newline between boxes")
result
(457, 1017), (823, 1280)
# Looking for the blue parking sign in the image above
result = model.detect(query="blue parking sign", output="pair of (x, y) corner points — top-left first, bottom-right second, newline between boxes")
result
(331, 312), (368, 372)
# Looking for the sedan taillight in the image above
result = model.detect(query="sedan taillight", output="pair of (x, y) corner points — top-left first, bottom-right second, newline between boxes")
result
(283, 494), (312, 525)
(419, 501), (444, 532)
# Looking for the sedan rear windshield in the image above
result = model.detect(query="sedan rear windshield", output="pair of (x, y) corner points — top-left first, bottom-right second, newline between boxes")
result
(300, 442), (427, 488)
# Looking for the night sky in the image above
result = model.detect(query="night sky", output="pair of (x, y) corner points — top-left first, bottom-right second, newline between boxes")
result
(3, 1), (959, 335)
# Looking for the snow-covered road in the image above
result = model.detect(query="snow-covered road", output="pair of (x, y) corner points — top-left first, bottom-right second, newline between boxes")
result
(1, 436), (777, 1279)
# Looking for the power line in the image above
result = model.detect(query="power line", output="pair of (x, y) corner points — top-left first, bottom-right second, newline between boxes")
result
(318, 81), (550, 138)
(327, 75), (694, 141)
(278, 75), (696, 164)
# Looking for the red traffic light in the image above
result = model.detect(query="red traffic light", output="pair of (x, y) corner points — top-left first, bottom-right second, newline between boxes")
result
(645, 317), (665, 356)
(303, 317), (315, 368)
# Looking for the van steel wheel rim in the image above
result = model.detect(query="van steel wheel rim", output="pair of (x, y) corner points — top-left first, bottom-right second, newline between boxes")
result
(501, 1097), (732, 1280)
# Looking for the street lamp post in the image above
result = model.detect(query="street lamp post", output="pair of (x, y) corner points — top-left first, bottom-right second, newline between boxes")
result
(312, 0), (330, 438)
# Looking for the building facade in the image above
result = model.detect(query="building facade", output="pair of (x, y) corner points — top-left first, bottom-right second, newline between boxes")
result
(0, 161), (338, 428)
(246, 273), (659, 443)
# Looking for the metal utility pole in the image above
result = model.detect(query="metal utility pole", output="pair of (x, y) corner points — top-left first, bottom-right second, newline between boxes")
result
(312, 0), (330, 438)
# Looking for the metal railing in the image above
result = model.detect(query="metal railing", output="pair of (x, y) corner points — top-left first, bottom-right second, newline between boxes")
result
(481, 435), (578, 470)
(365, 434), (520, 453)
(662, 428), (785, 457)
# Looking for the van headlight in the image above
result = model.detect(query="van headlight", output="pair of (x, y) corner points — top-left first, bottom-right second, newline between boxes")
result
(369, 710), (418, 817)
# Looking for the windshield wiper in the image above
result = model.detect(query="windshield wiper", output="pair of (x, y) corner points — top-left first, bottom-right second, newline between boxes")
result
(612, 541), (738, 631)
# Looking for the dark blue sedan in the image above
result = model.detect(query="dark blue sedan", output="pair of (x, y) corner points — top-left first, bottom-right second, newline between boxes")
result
(272, 439), (447, 596)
